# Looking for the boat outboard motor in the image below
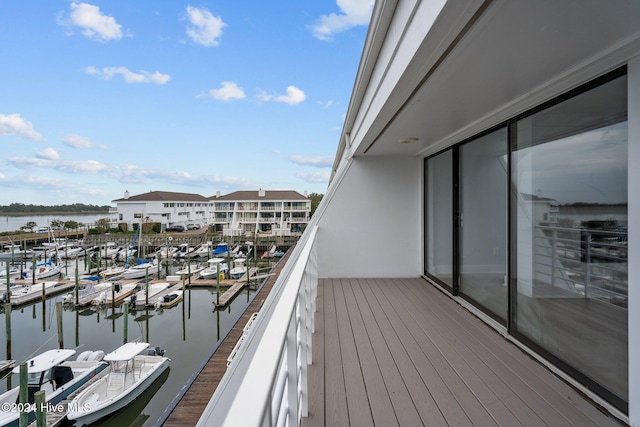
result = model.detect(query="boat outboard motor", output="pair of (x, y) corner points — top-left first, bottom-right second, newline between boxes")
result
(129, 293), (137, 308)
(147, 346), (165, 357)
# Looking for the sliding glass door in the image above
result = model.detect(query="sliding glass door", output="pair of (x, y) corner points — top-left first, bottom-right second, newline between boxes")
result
(459, 128), (508, 321)
(424, 68), (628, 410)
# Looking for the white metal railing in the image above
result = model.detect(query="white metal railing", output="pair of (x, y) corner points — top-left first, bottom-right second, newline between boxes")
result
(197, 225), (318, 427)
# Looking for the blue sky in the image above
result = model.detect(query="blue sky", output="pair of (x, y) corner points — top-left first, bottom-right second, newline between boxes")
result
(0, 1), (372, 206)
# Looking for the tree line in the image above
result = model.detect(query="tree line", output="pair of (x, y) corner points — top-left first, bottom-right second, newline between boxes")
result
(0, 203), (111, 214)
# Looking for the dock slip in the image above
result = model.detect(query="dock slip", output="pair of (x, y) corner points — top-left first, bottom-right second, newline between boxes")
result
(160, 249), (292, 426)
(27, 369), (110, 427)
(0, 360), (15, 375)
(8, 281), (76, 307)
(213, 282), (246, 307)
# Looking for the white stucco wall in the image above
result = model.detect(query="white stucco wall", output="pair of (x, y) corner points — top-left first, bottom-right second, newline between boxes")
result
(316, 156), (421, 278)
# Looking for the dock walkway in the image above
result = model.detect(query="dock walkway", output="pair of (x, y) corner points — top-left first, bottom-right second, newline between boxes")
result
(160, 249), (293, 426)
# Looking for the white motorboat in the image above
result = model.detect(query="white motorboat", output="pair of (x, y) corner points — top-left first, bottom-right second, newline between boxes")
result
(98, 242), (121, 259)
(0, 244), (33, 262)
(175, 262), (205, 278)
(91, 283), (137, 306)
(229, 258), (247, 279)
(99, 265), (125, 279)
(175, 243), (196, 259)
(121, 259), (159, 279)
(155, 289), (183, 309)
(0, 265), (21, 281)
(199, 258), (228, 280)
(125, 282), (170, 307)
(66, 342), (170, 426)
(62, 282), (113, 306)
(150, 246), (178, 259)
(191, 242), (213, 258)
(0, 348), (107, 427)
(8, 280), (59, 299)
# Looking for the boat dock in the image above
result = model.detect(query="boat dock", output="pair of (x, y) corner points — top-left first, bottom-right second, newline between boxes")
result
(213, 282), (247, 307)
(28, 368), (110, 427)
(8, 281), (77, 307)
(159, 249), (292, 426)
(0, 359), (15, 374)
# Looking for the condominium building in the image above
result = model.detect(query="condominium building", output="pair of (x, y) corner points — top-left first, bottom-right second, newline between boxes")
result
(111, 190), (210, 230)
(111, 189), (311, 235)
(209, 189), (311, 236)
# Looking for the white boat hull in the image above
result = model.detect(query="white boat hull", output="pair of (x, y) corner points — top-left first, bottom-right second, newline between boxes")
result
(67, 356), (170, 426)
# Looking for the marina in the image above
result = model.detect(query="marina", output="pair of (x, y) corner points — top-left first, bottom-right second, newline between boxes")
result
(0, 251), (285, 426)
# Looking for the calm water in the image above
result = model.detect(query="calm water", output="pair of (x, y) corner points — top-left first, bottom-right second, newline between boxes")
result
(0, 214), (111, 234)
(0, 259), (258, 426)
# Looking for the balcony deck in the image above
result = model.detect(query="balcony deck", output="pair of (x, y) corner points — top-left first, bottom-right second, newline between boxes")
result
(303, 278), (620, 426)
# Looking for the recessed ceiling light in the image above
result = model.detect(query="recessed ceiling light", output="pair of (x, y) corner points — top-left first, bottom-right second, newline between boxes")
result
(399, 137), (419, 144)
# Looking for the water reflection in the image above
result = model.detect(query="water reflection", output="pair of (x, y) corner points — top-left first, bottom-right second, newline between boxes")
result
(1, 283), (257, 426)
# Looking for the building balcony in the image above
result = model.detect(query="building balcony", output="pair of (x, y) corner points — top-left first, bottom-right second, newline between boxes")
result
(196, 226), (623, 426)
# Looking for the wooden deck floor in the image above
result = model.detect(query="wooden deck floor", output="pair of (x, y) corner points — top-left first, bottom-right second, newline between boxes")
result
(303, 278), (622, 427)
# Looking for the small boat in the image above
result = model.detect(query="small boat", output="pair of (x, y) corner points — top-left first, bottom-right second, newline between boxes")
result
(0, 265), (21, 281)
(175, 261), (205, 278)
(212, 243), (229, 258)
(8, 280), (59, 299)
(199, 258), (228, 280)
(98, 242), (121, 259)
(21, 261), (61, 280)
(100, 265), (126, 279)
(91, 283), (137, 306)
(175, 243), (196, 259)
(190, 242), (213, 257)
(229, 258), (247, 279)
(0, 244), (33, 262)
(0, 348), (107, 427)
(121, 259), (159, 279)
(125, 282), (170, 308)
(62, 282), (114, 306)
(154, 289), (183, 309)
(149, 246), (178, 259)
(66, 342), (171, 426)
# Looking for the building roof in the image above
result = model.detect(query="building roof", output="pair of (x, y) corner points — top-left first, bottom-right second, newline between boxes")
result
(209, 190), (308, 201)
(112, 191), (210, 203)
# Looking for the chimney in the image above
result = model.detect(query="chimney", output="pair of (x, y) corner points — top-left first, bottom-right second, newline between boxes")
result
(216, 191), (221, 198)
(258, 189), (266, 197)
(124, 190), (130, 199)
(304, 190), (308, 198)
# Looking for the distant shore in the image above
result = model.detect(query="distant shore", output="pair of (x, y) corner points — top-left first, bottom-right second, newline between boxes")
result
(0, 211), (110, 217)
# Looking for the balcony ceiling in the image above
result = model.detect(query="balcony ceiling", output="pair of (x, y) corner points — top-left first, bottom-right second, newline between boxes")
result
(357, 0), (640, 157)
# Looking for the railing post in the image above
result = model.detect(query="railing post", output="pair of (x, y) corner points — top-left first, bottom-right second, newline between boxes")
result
(287, 304), (299, 426)
(584, 231), (591, 298)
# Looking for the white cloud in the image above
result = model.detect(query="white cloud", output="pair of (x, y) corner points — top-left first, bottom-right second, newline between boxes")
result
(9, 157), (107, 174)
(310, 0), (373, 41)
(295, 171), (331, 184)
(36, 148), (60, 161)
(86, 66), (170, 84)
(0, 113), (44, 141)
(64, 134), (105, 149)
(185, 6), (226, 47)
(60, 2), (123, 42)
(274, 86), (306, 105)
(205, 81), (246, 101)
(289, 155), (334, 168)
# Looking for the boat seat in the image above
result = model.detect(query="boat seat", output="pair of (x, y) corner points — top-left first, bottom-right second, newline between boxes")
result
(106, 372), (125, 393)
